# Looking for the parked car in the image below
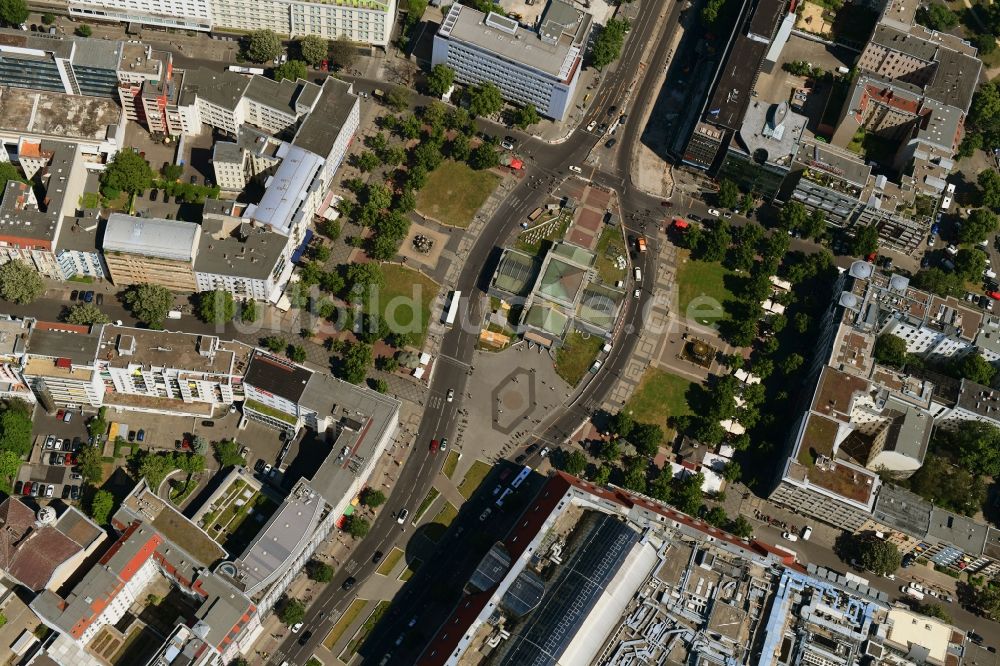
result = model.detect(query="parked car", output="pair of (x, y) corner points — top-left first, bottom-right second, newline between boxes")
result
(70, 290), (79, 301)
(606, 138), (617, 148)
(291, 622), (303, 634)
(782, 531), (799, 542)
(63, 411), (72, 422)
(429, 439), (439, 453)
(22, 482), (31, 495)
(14, 481), (22, 494)
(801, 525), (813, 540)
(440, 438), (448, 451)
(202, 420), (215, 427)
(479, 507), (493, 522)
(56, 409), (64, 421)
(372, 550), (384, 564)
(136, 429), (145, 442)
(96, 293), (103, 306)
(44, 435), (55, 449)
(83, 291), (94, 302)
(45, 484), (54, 498)
(446, 388), (454, 402)
(586, 121), (597, 132)
(568, 165), (582, 173)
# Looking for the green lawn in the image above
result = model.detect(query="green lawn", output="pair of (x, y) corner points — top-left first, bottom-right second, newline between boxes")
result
(594, 224), (627, 284)
(375, 547), (404, 576)
(343, 600), (390, 657)
(415, 160), (501, 228)
(515, 210), (570, 257)
(367, 264), (439, 347)
(555, 330), (604, 386)
(457, 460), (492, 499)
(413, 487), (440, 522)
(676, 250), (734, 325)
(424, 501), (458, 542)
(626, 368), (695, 435)
(443, 450), (461, 478)
(324, 599), (368, 650)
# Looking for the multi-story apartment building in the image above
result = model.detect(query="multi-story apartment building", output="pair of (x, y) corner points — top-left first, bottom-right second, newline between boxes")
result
(432, 0), (592, 121)
(0, 317), (33, 404)
(33, 522), (162, 645)
(241, 351), (309, 431)
(54, 214), (107, 281)
(195, 202), (289, 302)
(66, 0), (396, 44)
(21, 321), (103, 409)
(101, 214), (201, 291)
(0, 141), (89, 279)
(95, 324), (252, 416)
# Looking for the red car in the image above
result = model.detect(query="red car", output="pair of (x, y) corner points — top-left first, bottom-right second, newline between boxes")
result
(320, 59), (329, 71)
(64, 453), (74, 465)
(429, 439), (440, 453)
(56, 409), (64, 420)
(988, 291), (1000, 300)
(22, 481), (31, 495)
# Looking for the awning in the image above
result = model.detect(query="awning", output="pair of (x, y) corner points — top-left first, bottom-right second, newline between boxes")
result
(509, 158), (524, 170)
(673, 219), (689, 229)
(290, 229), (315, 264)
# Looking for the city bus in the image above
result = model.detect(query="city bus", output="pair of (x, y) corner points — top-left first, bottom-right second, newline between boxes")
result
(442, 290), (461, 327)
(510, 465), (532, 490)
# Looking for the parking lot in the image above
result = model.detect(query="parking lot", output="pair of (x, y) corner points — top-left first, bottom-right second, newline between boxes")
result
(102, 406), (244, 454)
(17, 434), (84, 503)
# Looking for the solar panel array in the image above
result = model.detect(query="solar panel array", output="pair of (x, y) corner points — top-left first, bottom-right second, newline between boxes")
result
(498, 515), (639, 666)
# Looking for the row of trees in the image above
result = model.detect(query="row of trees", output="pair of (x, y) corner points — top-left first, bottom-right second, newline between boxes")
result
(591, 18), (630, 69)
(0, 400), (33, 492)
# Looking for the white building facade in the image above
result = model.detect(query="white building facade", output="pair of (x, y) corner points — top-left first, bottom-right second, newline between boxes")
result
(67, 0), (395, 44)
(431, 2), (591, 121)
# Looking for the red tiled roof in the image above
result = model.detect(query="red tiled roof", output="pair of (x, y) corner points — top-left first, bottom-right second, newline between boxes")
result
(0, 498), (85, 591)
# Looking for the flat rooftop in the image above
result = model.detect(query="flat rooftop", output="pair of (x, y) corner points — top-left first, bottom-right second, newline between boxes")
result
(195, 217), (287, 280)
(244, 351), (312, 403)
(179, 67), (247, 112)
(302, 372), (401, 504)
(292, 77), (358, 158)
(438, 1), (589, 80)
(97, 325), (248, 376)
(118, 42), (162, 77)
(26, 324), (100, 364)
(116, 484), (226, 579)
(0, 87), (120, 141)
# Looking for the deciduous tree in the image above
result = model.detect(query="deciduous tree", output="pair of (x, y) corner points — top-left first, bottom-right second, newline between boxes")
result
(100, 149), (153, 196)
(0, 261), (43, 304)
(298, 35), (328, 66)
(426, 64), (455, 97)
(123, 283), (172, 327)
(246, 29), (282, 63)
(197, 289), (235, 324)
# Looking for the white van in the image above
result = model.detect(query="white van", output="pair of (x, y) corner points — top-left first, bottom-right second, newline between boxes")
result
(801, 525), (813, 540)
(166, 310), (182, 320)
(633, 267), (642, 282)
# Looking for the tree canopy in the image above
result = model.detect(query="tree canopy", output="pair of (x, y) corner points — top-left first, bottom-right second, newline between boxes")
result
(246, 29), (282, 63)
(298, 35), (328, 66)
(979, 169), (1000, 211)
(123, 283), (173, 327)
(426, 64), (455, 97)
(467, 82), (503, 117)
(345, 514), (370, 538)
(89, 490), (115, 525)
(307, 560), (334, 582)
(0, 260), (43, 304)
(915, 2), (958, 30)
(513, 103), (541, 129)
(873, 333), (908, 368)
(197, 289), (235, 324)
(213, 440), (246, 468)
(959, 209), (999, 244)
(952, 352), (997, 386)
(67, 303), (110, 326)
(936, 421), (1000, 477)
(857, 536), (901, 575)
(851, 224), (879, 257)
(100, 149), (153, 196)
(0, 0), (29, 27)
(718, 179), (740, 209)
(273, 60), (308, 82)
(78, 445), (104, 485)
(360, 488), (386, 507)
(279, 598), (306, 626)
(591, 18), (629, 68)
(340, 342), (373, 384)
